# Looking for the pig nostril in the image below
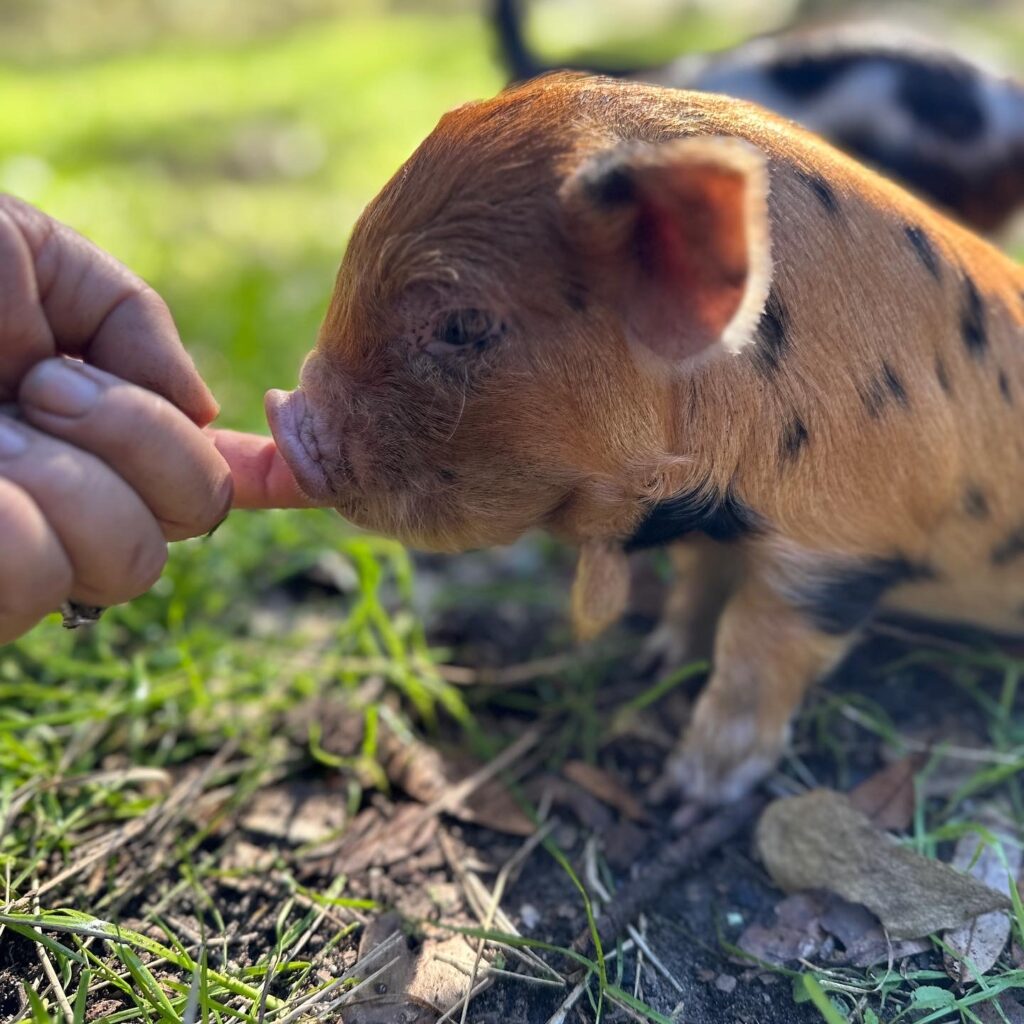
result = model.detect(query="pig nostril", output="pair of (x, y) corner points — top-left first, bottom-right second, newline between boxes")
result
(265, 387), (333, 501)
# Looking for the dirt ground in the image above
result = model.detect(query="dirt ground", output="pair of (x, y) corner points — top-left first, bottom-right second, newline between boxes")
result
(2, 543), (1017, 1024)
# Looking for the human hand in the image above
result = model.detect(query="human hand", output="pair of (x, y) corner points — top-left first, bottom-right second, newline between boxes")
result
(0, 195), (231, 643)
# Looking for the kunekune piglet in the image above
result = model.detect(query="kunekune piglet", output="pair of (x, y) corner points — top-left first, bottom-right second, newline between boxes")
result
(267, 73), (1024, 803)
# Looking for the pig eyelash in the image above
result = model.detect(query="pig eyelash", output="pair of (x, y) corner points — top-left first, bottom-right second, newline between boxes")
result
(426, 308), (507, 356)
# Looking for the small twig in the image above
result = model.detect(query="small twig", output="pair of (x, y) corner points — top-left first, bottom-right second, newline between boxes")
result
(432, 954), (563, 987)
(438, 655), (576, 687)
(34, 922), (74, 1023)
(450, 820), (555, 1024)
(407, 727), (542, 832)
(438, 830), (563, 982)
(583, 841), (683, 996)
(840, 706), (1024, 764)
(271, 954), (401, 1024)
(18, 740), (238, 904)
(544, 942), (633, 1024)
(572, 793), (767, 960)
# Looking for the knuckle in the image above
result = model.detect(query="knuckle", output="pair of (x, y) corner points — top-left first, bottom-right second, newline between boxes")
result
(204, 469), (234, 533)
(0, 193), (28, 224)
(0, 202), (31, 265)
(0, 508), (72, 622)
(0, 195), (53, 260)
(21, 569), (72, 621)
(161, 455), (233, 542)
(124, 281), (173, 335)
(3, 561), (71, 622)
(129, 538), (168, 596)
(113, 535), (168, 600)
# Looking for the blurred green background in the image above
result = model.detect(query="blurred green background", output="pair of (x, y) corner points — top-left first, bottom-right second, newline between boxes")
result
(1, 0), (1020, 432)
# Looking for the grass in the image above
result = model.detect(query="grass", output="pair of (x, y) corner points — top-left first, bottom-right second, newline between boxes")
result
(1, 1), (1024, 1022)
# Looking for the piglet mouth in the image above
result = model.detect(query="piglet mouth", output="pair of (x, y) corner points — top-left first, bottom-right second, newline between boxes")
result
(265, 388), (333, 503)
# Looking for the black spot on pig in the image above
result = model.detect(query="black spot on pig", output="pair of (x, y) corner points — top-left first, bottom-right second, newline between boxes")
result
(862, 361), (909, 418)
(753, 289), (791, 378)
(961, 276), (988, 358)
(998, 370), (1013, 404)
(626, 485), (761, 550)
(584, 156), (636, 206)
(992, 527), (1024, 567)
(797, 557), (934, 635)
(798, 170), (840, 216)
(903, 224), (940, 280)
(781, 415), (809, 462)
(963, 486), (990, 519)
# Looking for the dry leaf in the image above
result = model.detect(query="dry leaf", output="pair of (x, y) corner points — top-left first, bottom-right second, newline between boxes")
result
(737, 891), (928, 969)
(386, 740), (535, 837)
(342, 923), (437, 1024)
(406, 936), (480, 1011)
(240, 782), (346, 845)
(304, 804), (438, 874)
(345, 915), (480, 1023)
(976, 995), (1024, 1024)
(737, 892), (827, 965)
(849, 754), (925, 831)
(818, 896), (930, 967)
(563, 760), (649, 823)
(943, 829), (1022, 984)
(535, 776), (614, 831)
(756, 790), (1011, 939)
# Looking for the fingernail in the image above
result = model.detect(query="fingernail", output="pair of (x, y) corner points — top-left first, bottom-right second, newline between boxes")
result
(0, 419), (27, 458)
(23, 360), (100, 417)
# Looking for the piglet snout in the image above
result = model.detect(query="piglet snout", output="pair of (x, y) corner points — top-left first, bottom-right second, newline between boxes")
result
(265, 388), (333, 502)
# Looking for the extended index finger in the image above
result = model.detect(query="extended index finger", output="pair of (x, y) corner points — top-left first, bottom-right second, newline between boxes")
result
(0, 195), (218, 426)
(211, 429), (320, 509)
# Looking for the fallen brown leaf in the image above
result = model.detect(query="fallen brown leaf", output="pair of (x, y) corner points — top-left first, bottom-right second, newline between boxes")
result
(344, 914), (482, 1023)
(562, 760), (649, 823)
(737, 891), (929, 969)
(756, 790), (1011, 939)
(737, 893), (827, 965)
(386, 738), (535, 837)
(849, 754), (925, 832)
(818, 896), (930, 967)
(304, 803), (438, 874)
(240, 782), (346, 845)
(976, 995), (1024, 1024)
(943, 829), (1021, 984)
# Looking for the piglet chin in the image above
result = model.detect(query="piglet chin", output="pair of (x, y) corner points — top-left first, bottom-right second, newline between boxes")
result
(265, 388), (333, 503)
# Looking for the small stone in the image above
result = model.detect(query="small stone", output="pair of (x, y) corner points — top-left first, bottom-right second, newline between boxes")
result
(715, 974), (738, 994)
(519, 903), (541, 930)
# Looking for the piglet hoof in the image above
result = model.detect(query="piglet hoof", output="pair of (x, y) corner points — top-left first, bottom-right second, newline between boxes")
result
(633, 622), (703, 678)
(646, 772), (706, 831)
(662, 715), (789, 807)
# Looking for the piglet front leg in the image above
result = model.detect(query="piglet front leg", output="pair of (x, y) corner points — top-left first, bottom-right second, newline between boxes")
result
(639, 538), (742, 672)
(666, 573), (853, 804)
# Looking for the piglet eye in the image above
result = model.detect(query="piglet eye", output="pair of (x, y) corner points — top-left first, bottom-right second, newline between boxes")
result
(432, 308), (504, 352)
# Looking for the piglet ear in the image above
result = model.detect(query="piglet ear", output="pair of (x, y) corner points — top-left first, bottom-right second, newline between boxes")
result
(562, 136), (772, 365)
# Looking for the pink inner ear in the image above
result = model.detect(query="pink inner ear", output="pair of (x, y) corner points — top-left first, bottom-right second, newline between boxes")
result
(628, 164), (751, 362)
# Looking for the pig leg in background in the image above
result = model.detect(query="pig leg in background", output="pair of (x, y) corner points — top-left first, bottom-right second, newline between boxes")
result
(670, 572), (853, 803)
(640, 537), (742, 672)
